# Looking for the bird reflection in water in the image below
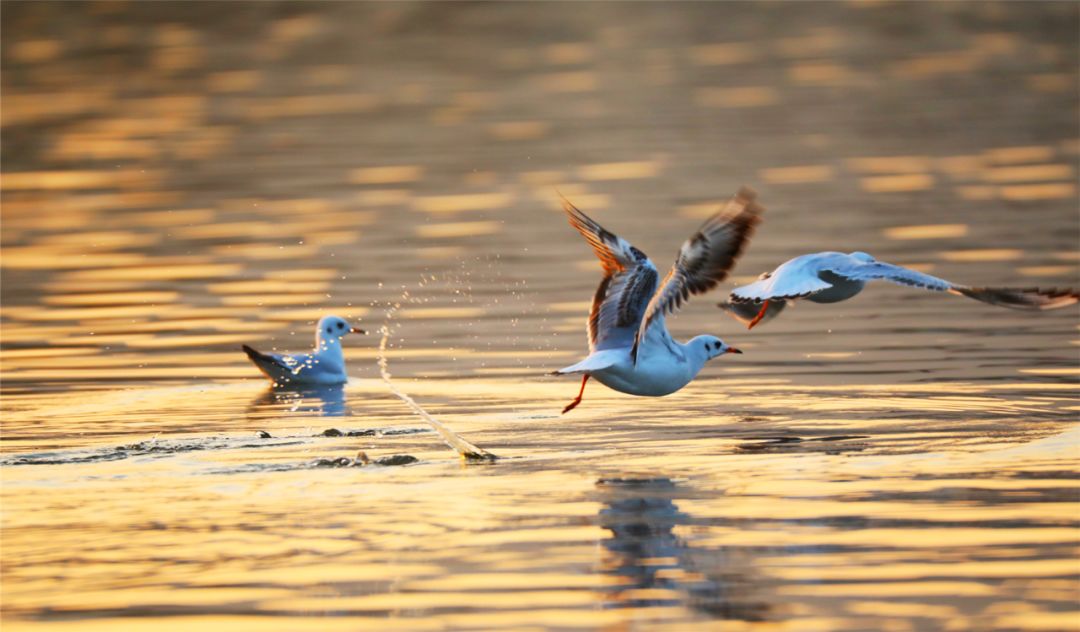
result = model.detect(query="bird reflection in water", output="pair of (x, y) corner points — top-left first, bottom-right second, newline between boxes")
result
(249, 383), (350, 417)
(595, 477), (770, 621)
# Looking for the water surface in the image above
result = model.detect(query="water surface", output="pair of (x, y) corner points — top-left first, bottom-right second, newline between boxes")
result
(2, 3), (1078, 630)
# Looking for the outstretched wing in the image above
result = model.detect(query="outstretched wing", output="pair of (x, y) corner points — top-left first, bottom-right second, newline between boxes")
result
(633, 186), (763, 359)
(562, 197), (659, 352)
(824, 257), (1080, 310)
(823, 258), (954, 292)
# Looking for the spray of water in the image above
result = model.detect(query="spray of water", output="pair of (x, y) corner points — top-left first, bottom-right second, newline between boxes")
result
(376, 319), (496, 462)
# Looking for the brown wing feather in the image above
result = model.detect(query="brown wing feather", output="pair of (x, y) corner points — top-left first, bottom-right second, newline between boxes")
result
(562, 196), (657, 351)
(952, 286), (1080, 310)
(632, 186), (764, 360)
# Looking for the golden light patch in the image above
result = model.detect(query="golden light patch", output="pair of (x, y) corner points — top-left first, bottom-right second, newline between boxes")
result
(246, 94), (378, 119)
(415, 246), (466, 260)
(1028, 73), (1072, 93)
(1, 169), (161, 191)
(1018, 367), (1080, 376)
(518, 170), (565, 186)
(1017, 266), (1075, 277)
(696, 86), (778, 108)
(983, 164), (1073, 183)
(860, 174), (935, 193)
(463, 171), (498, 187)
(759, 165), (834, 184)
(50, 136), (159, 161)
(11, 39), (63, 63)
(349, 165), (424, 185)
(399, 307), (487, 319)
(678, 200), (727, 219)
(688, 43), (756, 66)
(257, 307), (369, 321)
(971, 32), (1018, 55)
(534, 71), (596, 93)
(219, 294), (328, 307)
(305, 65), (350, 87)
(984, 146), (1057, 164)
(412, 193), (512, 213)
(577, 160), (661, 181)
(43, 291), (179, 306)
(955, 185), (996, 200)
(270, 14), (321, 43)
(415, 221), (502, 239)
(939, 249), (1023, 262)
(998, 183), (1076, 201)
(1, 248), (146, 269)
(788, 62), (859, 85)
(265, 268), (339, 281)
(488, 121), (550, 141)
(544, 43), (592, 65)
(847, 156), (931, 174)
(936, 155), (984, 178)
(775, 28), (842, 57)
(59, 263), (244, 282)
(883, 224), (968, 240)
(356, 189), (410, 206)
(207, 70), (261, 93)
(891, 52), (979, 78)
(209, 280), (330, 295)
(547, 193), (610, 210)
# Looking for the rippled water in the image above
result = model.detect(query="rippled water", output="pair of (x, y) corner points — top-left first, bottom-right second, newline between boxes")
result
(2, 3), (1078, 630)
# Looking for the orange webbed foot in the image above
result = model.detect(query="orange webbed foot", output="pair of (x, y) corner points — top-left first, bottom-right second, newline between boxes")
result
(747, 300), (771, 330)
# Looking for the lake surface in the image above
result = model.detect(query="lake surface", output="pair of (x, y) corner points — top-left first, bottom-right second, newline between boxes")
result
(2, 3), (1078, 630)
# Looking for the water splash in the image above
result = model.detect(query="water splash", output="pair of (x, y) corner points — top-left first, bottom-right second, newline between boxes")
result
(376, 315), (496, 462)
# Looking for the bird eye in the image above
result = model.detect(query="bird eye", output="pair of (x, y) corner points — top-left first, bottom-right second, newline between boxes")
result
(325, 327), (332, 333)
(337, 322), (345, 330)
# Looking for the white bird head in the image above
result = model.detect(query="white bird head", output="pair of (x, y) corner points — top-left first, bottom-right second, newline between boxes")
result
(850, 251), (875, 262)
(691, 335), (742, 362)
(315, 315), (365, 347)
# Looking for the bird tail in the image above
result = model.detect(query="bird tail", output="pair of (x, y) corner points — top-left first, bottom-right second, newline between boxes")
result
(550, 350), (621, 376)
(242, 344), (288, 380)
(951, 287), (1080, 311)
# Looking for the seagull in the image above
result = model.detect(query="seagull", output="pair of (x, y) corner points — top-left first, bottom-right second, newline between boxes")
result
(551, 187), (763, 413)
(242, 315), (365, 386)
(721, 251), (1080, 329)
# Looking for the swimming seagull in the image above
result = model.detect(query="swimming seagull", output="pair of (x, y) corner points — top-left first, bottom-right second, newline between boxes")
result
(551, 187), (763, 413)
(243, 315), (365, 386)
(720, 251), (1080, 329)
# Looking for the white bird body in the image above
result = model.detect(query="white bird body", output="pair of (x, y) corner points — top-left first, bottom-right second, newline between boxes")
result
(552, 188), (762, 412)
(558, 321), (715, 397)
(722, 251), (1079, 329)
(243, 315), (365, 386)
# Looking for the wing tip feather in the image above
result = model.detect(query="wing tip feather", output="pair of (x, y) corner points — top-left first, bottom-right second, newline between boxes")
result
(958, 286), (1080, 310)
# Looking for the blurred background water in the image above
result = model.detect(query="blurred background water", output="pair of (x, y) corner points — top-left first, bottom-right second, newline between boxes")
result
(2, 2), (1078, 630)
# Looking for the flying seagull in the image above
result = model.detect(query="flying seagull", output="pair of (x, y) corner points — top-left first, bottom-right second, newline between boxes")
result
(721, 251), (1079, 329)
(551, 187), (763, 413)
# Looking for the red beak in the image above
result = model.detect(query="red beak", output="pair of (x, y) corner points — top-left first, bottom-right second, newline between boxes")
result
(725, 347), (742, 354)
(350, 327), (366, 334)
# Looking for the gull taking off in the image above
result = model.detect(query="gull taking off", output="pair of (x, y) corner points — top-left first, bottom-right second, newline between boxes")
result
(552, 187), (763, 413)
(243, 315), (365, 386)
(721, 251), (1079, 329)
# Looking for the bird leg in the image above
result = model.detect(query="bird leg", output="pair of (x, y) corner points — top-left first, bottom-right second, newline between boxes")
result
(562, 374), (590, 414)
(747, 300), (770, 330)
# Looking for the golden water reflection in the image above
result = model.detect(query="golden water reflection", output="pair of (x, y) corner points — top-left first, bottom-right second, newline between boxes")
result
(2, 2), (1079, 630)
